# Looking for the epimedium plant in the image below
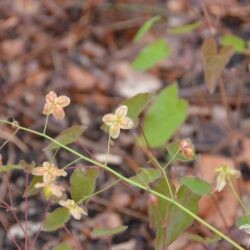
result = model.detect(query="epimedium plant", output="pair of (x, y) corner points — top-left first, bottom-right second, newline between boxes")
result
(0, 16), (249, 250)
(0, 85), (248, 250)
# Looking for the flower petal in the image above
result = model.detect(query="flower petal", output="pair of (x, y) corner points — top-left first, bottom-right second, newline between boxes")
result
(115, 105), (128, 118)
(43, 103), (54, 115)
(102, 114), (116, 126)
(53, 106), (65, 120)
(215, 173), (226, 192)
(120, 117), (134, 129)
(110, 124), (120, 139)
(46, 91), (57, 103)
(32, 167), (46, 176)
(56, 96), (70, 107)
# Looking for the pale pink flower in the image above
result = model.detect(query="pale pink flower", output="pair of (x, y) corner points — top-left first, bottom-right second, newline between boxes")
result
(35, 181), (65, 199)
(59, 199), (87, 220)
(32, 162), (67, 183)
(43, 91), (70, 120)
(102, 105), (134, 139)
(215, 164), (241, 192)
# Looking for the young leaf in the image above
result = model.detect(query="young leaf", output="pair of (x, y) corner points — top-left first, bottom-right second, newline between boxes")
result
(132, 39), (171, 71)
(202, 36), (234, 93)
(44, 125), (87, 151)
(91, 225), (128, 238)
(167, 21), (201, 35)
(180, 176), (212, 196)
(43, 207), (70, 232)
(53, 242), (73, 250)
(140, 83), (188, 148)
(129, 168), (161, 187)
(123, 93), (152, 122)
(133, 16), (161, 42)
(221, 34), (245, 53)
(26, 176), (43, 197)
(70, 168), (99, 203)
(164, 186), (200, 246)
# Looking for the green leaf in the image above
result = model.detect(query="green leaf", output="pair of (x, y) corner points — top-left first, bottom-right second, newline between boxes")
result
(134, 16), (161, 42)
(70, 168), (99, 203)
(140, 83), (188, 148)
(123, 93), (152, 122)
(236, 215), (250, 234)
(221, 34), (245, 53)
(0, 164), (22, 173)
(132, 39), (171, 71)
(44, 125), (87, 151)
(164, 186), (200, 247)
(202, 37), (234, 93)
(167, 139), (196, 162)
(130, 168), (161, 187)
(168, 21), (201, 35)
(43, 207), (70, 232)
(53, 242), (73, 250)
(92, 225), (128, 238)
(236, 215), (250, 227)
(180, 177), (212, 196)
(26, 176), (43, 197)
(148, 179), (174, 249)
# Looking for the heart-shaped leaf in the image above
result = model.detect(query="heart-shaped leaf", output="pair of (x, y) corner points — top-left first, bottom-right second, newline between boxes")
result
(70, 168), (99, 203)
(140, 83), (188, 148)
(134, 16), (161, 42)
(44, 125), (87, 151)
(43, 207), (70, 231)
(202, 36), (234, 93)
(132, 39), (171, 71)
(123, 93), (152, 122)
(180, 176), (212, 196)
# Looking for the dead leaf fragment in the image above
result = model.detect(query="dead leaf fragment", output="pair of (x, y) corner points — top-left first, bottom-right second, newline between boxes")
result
(67, 64), (96, 90)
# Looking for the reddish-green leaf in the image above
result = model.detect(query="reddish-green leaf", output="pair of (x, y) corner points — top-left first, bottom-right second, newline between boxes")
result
(202, 37), (234, 93)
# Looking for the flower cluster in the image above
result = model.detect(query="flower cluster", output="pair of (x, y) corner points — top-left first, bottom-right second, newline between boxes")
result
(32, 162), (86, 220)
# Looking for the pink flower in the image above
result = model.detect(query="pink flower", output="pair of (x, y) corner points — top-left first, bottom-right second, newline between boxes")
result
(43, 91), (70, 120)
(102, 105), (134, 139)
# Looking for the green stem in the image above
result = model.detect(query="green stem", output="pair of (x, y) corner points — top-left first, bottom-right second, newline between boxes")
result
(0, 120), (245, 250)
(227, 176), (246, 214)
(151, 157), (174, 200)
(43, 115), (49, 134)
(62, 157), (82, 170)
(163, 148), (180, 169)
(105, 133), (111, 167)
